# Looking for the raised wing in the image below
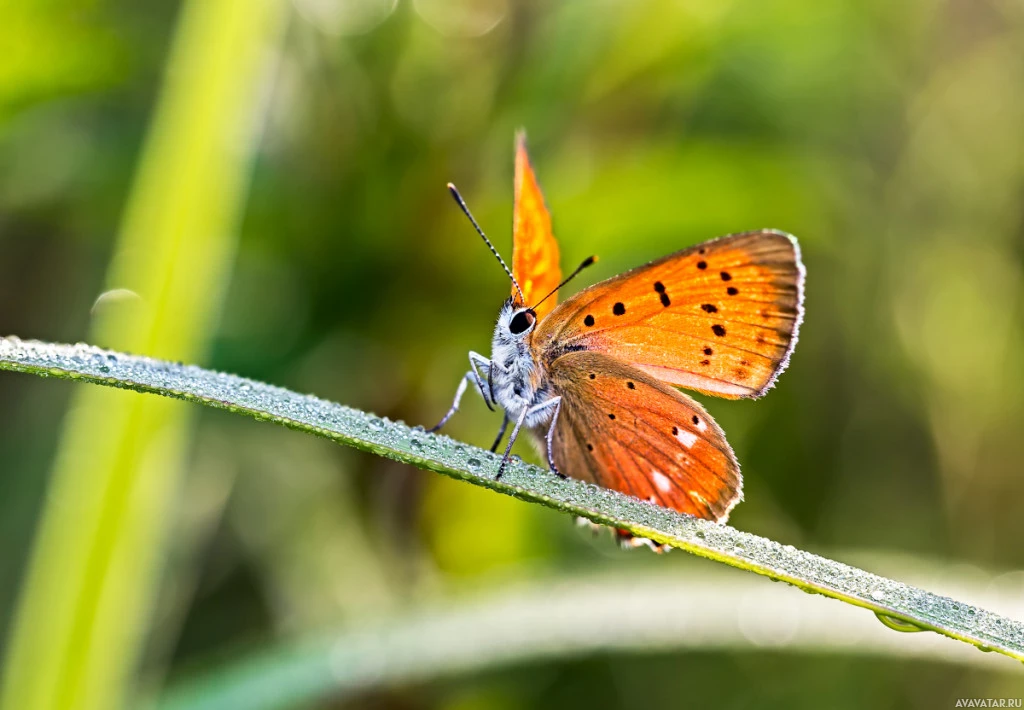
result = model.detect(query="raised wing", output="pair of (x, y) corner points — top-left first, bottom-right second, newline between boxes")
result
(512, 132), (561, 321)
(541, 351), (742, 521)
(534, 230), (804, 399)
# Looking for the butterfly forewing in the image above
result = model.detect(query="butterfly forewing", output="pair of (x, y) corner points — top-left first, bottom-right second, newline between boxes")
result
(534, 230), (804, 399)
(512, 133), (561, 320)
(542, 351), (742, 521)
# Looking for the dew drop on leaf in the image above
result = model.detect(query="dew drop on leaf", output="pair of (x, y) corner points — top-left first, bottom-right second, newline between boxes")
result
(874, 612), (925, 633)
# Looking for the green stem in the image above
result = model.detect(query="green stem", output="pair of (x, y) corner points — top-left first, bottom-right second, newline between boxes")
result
(2, 337), (1023, 672)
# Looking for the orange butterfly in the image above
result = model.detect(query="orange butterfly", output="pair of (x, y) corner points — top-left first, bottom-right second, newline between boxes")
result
(430, 133), (804, 525)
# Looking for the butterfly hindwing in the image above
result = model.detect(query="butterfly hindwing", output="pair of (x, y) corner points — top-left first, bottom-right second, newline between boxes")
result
(534, 230), (804, 399)
(541, 351), (742, 522)
(512, 133), (561, 320)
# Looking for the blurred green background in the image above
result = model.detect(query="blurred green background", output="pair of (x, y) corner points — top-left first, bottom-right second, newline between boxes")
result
(2, 0), (1024, 707)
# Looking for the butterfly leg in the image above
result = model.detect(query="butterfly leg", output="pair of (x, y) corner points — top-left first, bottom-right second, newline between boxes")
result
(468, 351), (495, 410)
(427, 373), (470, 433)
(489, 414), (509, 453)
(428, 353), (494, 433)
(496, 397), (562, 480)
(541, 397), (566, 479)
(496, 408), (528, 480)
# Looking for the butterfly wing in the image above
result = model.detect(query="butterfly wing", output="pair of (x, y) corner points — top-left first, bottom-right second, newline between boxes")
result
(512, 132), (561, 320)
(541, 351), (741, 521)
(534, 230), (804, 399)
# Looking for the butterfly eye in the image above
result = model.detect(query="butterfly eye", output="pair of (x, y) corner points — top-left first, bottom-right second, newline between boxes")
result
(509, 309), (536, 335)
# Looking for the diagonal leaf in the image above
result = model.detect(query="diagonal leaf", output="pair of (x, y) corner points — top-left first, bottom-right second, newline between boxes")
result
(2, 336), (1023, 669)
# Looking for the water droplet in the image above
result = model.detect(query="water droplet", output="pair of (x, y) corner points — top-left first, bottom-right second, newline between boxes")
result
(410, 438), (422, 450)
(870, 589), (886, 601)
(874, 613), (925, 633)
(977, 645), (994, 653)
(466, 458), (482, 472)
(368, 418), (384, 431)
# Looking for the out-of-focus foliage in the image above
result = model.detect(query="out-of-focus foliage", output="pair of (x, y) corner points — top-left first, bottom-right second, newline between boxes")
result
(1, 1), (286, 708)
(1, 0), (1023, 707)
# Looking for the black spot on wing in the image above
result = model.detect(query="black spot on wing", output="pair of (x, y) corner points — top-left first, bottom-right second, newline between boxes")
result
(653, 281), (671, 307)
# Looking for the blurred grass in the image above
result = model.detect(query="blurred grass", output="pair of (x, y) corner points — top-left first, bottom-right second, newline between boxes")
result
(153, 567), (1023, 710)
(0, 1), (286, 708)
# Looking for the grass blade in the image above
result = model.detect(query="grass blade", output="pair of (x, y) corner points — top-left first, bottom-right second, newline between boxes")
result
(2, 337), (1023, 673)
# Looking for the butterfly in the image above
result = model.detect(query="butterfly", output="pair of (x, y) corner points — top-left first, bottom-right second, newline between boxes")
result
(430, 133), (804, 528)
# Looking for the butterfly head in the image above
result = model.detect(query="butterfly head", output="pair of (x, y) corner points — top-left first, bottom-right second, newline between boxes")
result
(491, 298), (540, 376)
(497, 298), (538, 340)
(508, 307), (537, 336)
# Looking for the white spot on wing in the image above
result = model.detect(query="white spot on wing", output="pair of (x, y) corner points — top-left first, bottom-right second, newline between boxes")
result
(676, 428), (698, 448)
(695, 417), (708, 432)
(652, 470), (671, 492)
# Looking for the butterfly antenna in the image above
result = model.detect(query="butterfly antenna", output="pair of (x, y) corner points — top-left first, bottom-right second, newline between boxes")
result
(531, 255), (597, 311)
(447, 183), (526, 304)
